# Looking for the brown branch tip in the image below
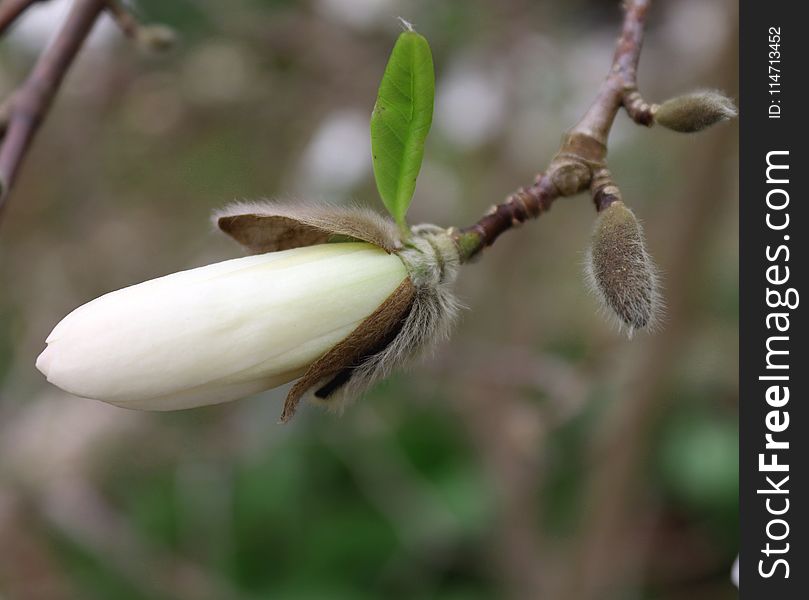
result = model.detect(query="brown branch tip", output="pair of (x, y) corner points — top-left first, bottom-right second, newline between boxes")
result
(451, 0), (735, 263)
(0, 0), (175, 220)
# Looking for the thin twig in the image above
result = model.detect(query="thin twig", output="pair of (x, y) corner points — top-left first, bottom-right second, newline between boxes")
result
(0, 0), (108, 217)
(451, 0), (652, 261)
(106, 0), (139, 38)
(570, 0), (650, 137)
(559, 8), (739, 597)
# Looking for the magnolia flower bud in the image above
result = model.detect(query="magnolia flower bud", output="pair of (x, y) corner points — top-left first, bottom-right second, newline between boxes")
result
(654, 90), (737, 133)
(585, 201), (660, 336)
(37, 243), (407, 410)
(38, 202), (461, 421)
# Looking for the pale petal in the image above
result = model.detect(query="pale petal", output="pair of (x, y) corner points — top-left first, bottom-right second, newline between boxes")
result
(38, 243), (407, 409)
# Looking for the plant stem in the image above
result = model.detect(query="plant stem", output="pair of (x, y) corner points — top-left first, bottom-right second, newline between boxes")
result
(0, 0), (47, 36)
(0, 0), (110, 219)
(452, 0), (653, 262)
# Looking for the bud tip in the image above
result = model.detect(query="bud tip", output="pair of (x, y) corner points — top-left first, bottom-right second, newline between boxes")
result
(36, 346), (52, 378)
(397, 17), (415, 32)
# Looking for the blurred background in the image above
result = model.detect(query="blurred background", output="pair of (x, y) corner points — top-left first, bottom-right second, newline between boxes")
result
(0, 0), (738, 598)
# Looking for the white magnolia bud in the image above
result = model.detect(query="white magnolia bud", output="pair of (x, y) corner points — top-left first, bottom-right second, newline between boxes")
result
(37, 243), (408, 411)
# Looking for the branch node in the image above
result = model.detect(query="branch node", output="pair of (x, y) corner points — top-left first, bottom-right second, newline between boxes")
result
(452, 0), (652, 258)
(548, 159), (591, 197)
(623, 89), (656, 126)
(590, 168), (622, 212)
(107, 1), (177, 53)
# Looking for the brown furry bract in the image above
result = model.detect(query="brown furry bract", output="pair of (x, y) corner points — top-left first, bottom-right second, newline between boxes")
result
(214, 203), (462, 422)
(215, 201), (401, 254)
(280, 278), (417, 422)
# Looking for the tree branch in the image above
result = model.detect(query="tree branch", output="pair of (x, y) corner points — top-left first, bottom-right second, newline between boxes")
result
(0, 0), (109, 217)
(451, 0), (653, 262)
(559, 11), (739, 595)
(0, 0), (47, 36)
(105, 0), (139, 38)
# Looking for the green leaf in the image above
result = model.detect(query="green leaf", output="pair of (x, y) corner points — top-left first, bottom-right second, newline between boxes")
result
(370, 27), (435, 228)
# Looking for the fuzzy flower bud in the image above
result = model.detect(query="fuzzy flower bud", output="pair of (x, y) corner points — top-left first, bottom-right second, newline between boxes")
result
(585, 201), (660, 336)
(654, 90), (737, 133)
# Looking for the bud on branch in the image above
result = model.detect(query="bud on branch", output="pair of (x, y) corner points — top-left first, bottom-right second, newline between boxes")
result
(38, 203), (461, 422)
(654, 90), (738, 133)
(585, 201), (660, 336)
